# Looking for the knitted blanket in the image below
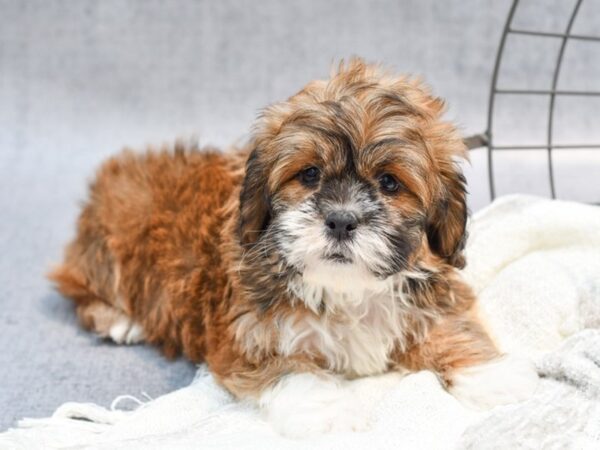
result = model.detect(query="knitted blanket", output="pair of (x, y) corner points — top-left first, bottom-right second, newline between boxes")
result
(2, 195), (599, 449)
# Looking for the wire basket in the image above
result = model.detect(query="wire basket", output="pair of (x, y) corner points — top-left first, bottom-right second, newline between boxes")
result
(468, 0), (600, 203)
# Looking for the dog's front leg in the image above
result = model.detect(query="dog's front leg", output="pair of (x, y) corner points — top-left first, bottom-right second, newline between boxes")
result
(213, 354), (369, 438)
(395, 313), (539, 409)
(258, 371), (369, 438)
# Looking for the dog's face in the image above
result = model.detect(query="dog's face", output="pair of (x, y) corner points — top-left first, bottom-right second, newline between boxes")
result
(239, 60), (467, 296)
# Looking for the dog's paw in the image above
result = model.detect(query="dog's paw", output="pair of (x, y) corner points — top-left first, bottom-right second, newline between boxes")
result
(78, 301), (145, 345)
(449, 355), (539, 410)
(108, 318), (145, 345)
(260, 373), (370, 438)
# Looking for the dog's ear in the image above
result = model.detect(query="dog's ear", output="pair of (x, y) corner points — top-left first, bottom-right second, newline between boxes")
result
(239, 100), (296, 246)
(239, 148), (272, 246)
(426, 167), (468, 268)
(412, 91), (468, 268)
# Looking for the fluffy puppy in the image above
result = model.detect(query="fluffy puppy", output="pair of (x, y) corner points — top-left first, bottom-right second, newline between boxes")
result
(50, 59), (538, 437)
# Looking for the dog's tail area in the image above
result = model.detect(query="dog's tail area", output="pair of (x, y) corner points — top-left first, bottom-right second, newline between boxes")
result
(48, 263), (99, 307)
(48, 261), (114, 334)
(48, 257), (145, 349)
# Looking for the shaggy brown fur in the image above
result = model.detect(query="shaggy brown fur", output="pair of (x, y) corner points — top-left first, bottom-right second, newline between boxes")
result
(50, 59), (499, 402)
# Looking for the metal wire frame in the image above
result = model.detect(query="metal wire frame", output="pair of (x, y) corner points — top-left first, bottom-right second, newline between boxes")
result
(468, 0), (600, 201)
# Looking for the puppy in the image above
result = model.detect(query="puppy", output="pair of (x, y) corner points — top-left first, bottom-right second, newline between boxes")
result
(50, 59), (538, 437)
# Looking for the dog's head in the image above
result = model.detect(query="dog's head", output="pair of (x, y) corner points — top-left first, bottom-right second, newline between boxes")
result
(239, 59), (467, 296)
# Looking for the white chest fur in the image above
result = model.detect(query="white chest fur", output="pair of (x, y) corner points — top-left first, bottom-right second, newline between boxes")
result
(236, 270), (433, 377)
(277, 297), (399, 376)
(279, 273), (428, 377)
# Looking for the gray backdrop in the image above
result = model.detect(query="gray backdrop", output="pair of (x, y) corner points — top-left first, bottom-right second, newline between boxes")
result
(1, 0), (599, 430)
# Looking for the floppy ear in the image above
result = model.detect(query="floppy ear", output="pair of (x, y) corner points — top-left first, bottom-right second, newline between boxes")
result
(413, 91), (468, 268)
(426, 168), (468, 268)
(239, 148), (272, 246)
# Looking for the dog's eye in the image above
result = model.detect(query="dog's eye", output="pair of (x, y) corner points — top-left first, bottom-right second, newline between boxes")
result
(299, 166), (320, 186)
(378, 173), (401, 194)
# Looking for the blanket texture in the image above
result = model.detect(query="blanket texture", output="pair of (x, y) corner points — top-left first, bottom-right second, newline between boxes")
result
(2, 195), (600, 449)
(459, 330), (600, 449)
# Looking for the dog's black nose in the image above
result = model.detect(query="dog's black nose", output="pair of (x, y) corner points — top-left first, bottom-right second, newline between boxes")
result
(325, 211), (358, 240)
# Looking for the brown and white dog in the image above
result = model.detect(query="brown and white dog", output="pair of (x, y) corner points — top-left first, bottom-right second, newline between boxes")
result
(50, 59), (538, 437)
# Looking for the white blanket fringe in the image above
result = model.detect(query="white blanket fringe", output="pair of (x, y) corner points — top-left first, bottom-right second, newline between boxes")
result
(2, 195), (600, 449)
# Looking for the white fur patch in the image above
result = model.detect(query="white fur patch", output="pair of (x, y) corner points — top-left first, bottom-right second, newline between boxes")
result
(237, 269), (435, 377)
(450, 355), (539, 410)
(277, 270), (435, 377)
(259, 373), (370, 438)
(278, 290), (401, 376)
(108, 318), (145, 345)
